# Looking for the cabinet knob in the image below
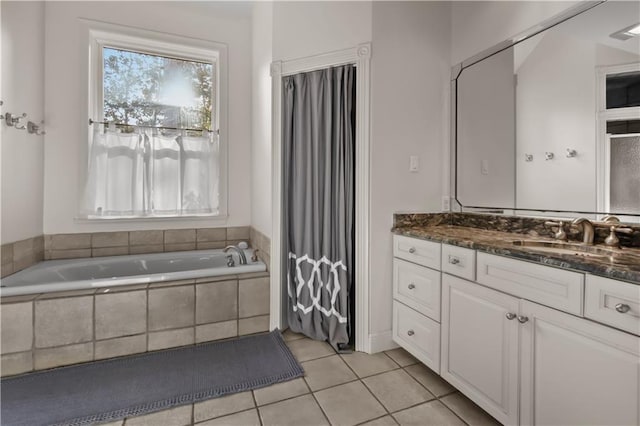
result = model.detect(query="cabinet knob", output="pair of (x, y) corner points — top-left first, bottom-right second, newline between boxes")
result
(615, 303), (631, 313)
(408, 247), (416, 254)
(407, 330), (415, 336)
(449, 256), (460, 265)
(517, 315), (529, 324)
(408, 283), (416, 290)
(505, 312), (516, 320)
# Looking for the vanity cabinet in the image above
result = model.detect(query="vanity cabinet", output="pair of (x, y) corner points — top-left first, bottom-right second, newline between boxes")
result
(392, 235), (640, 426)
(441, 274), (519, 425)
(392, 235), (442, 373)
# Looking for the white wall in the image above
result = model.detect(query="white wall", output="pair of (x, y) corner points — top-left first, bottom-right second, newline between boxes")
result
(272, 1), (372, 62)
(251, 2), (273, 237)
(42, 1), (253, 234)
(1, 1), (45, 244)
(451, 1), (579, 65)
(369, 1), (451, 342)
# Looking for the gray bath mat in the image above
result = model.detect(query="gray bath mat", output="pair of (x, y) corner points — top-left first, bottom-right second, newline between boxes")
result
(1, 330), (303, 426)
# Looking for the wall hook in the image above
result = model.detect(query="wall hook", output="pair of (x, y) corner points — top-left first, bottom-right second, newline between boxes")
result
(566, 148), (577, 158)
(524, 154), (533, 162)
(545, 152), (554, 161)
(27, 121), (46, 136)
(4, 112), (28, 129)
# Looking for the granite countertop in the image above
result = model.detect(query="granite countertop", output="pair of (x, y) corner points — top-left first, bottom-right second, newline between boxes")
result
(393, 224), (640, 285)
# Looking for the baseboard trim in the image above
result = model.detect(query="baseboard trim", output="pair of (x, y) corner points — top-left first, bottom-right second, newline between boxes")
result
(368, 330), (399, 354)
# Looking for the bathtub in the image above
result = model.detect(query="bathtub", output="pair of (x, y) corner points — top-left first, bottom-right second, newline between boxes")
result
(0, 249), (266, 297)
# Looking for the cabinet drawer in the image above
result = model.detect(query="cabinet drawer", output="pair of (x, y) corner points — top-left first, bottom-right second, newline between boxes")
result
(392, 301), (440, 373)
(393, 259), (441, 321)
(585, 275), (640, 336)
(393, 235), (441, 270)
(441, 244), (476, 281)
(476, 252), (584, 315)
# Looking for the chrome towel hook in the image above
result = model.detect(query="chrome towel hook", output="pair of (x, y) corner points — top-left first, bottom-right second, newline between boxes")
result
(4, 112), (28, 129)
(27, 121), (46, 136)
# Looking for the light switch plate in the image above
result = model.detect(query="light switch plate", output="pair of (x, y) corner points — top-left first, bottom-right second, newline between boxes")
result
(410, 156), (419, 172)
(442, 196), (450, 211)
(481, 159), (489, 175)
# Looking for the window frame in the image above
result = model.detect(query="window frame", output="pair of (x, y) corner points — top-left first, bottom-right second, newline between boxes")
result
(84, 23), (228, 221)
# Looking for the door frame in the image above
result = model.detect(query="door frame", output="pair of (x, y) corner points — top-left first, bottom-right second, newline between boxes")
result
(270, 43), (372, 353)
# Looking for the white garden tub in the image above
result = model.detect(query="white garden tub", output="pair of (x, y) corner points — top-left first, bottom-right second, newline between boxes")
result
(0, 249), (266, 297)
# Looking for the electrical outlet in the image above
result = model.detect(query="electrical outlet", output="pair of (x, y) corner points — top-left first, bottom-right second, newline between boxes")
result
(442, 196), (450, 211)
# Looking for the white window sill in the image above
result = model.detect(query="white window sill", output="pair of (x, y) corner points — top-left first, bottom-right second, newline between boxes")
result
(74, 214), (229, 225)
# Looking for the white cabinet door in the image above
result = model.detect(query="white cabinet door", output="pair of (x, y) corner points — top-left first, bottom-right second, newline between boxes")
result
(441, 274), (519, 425)
(520, 300), (640, 426)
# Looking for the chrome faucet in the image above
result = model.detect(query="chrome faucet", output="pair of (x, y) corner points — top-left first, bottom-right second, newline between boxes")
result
(223, 245), (247, 265)
(571, 218), (595, 245)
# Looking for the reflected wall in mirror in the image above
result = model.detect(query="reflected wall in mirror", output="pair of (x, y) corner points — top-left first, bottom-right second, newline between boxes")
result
(454, 0), (640, 219)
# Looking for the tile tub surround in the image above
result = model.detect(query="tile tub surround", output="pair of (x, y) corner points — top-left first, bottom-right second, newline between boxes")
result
(394, 212), (640, 248)
(392, 219), (640, 284)
(0, 272), (270, 377)
(1, 227), (253, 278)
(250, 227), (271, 269)
(39, 226), (251, 261)
(1, 236), (45, 278)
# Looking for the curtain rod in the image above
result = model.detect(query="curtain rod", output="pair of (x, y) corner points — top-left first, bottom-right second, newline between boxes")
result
(89, 119), (218, 134)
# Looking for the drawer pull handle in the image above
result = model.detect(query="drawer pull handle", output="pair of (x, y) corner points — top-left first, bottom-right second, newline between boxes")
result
(505, 312), (516, 320)
(408, 247), (416, 254)
(517, 315), (529, 324)
(407, 330), (415, 336)
(408, 283), (416, 290)
(615, 303), (631, 313)
(449, 257), (460, 265)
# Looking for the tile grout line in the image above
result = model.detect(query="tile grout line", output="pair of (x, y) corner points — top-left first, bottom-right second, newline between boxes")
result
(249, 387), (264, 426)
(92, 292), (96, 361)
(303, 371), (334, 426)
(395, 362), (471, 426)
(335, 351), (396, 421)
(30, 299), (36, 372)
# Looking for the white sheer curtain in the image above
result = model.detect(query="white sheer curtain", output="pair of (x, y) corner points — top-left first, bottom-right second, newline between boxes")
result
(82, 125), (219, 218)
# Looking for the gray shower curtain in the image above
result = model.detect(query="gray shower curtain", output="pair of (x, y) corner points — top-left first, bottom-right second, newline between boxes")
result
(282, 65), (356, 350)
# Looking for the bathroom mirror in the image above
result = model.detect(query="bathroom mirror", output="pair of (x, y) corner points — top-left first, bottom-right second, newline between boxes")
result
(453, 0), (640, 219)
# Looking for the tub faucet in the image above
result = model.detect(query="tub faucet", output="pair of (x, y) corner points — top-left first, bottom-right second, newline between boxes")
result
(223, 245), (247, 265)
(571, 218), (595, 245)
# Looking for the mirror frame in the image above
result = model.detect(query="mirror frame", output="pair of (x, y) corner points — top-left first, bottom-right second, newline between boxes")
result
(448, 0), (625, 217)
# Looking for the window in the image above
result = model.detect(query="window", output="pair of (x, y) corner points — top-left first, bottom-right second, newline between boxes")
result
(597, 64), (640, 221)
(83, 28), (225, 219)
(102, 47), (214, 130)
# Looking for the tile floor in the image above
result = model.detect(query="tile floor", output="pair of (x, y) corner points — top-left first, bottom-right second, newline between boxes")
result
(103, 330), (501, 426)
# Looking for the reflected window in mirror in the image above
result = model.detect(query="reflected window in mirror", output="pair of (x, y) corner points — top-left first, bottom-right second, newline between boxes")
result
(607, 131), (640, 216)
(598, 66), (640, 222)
(606, 71), (640, 109)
